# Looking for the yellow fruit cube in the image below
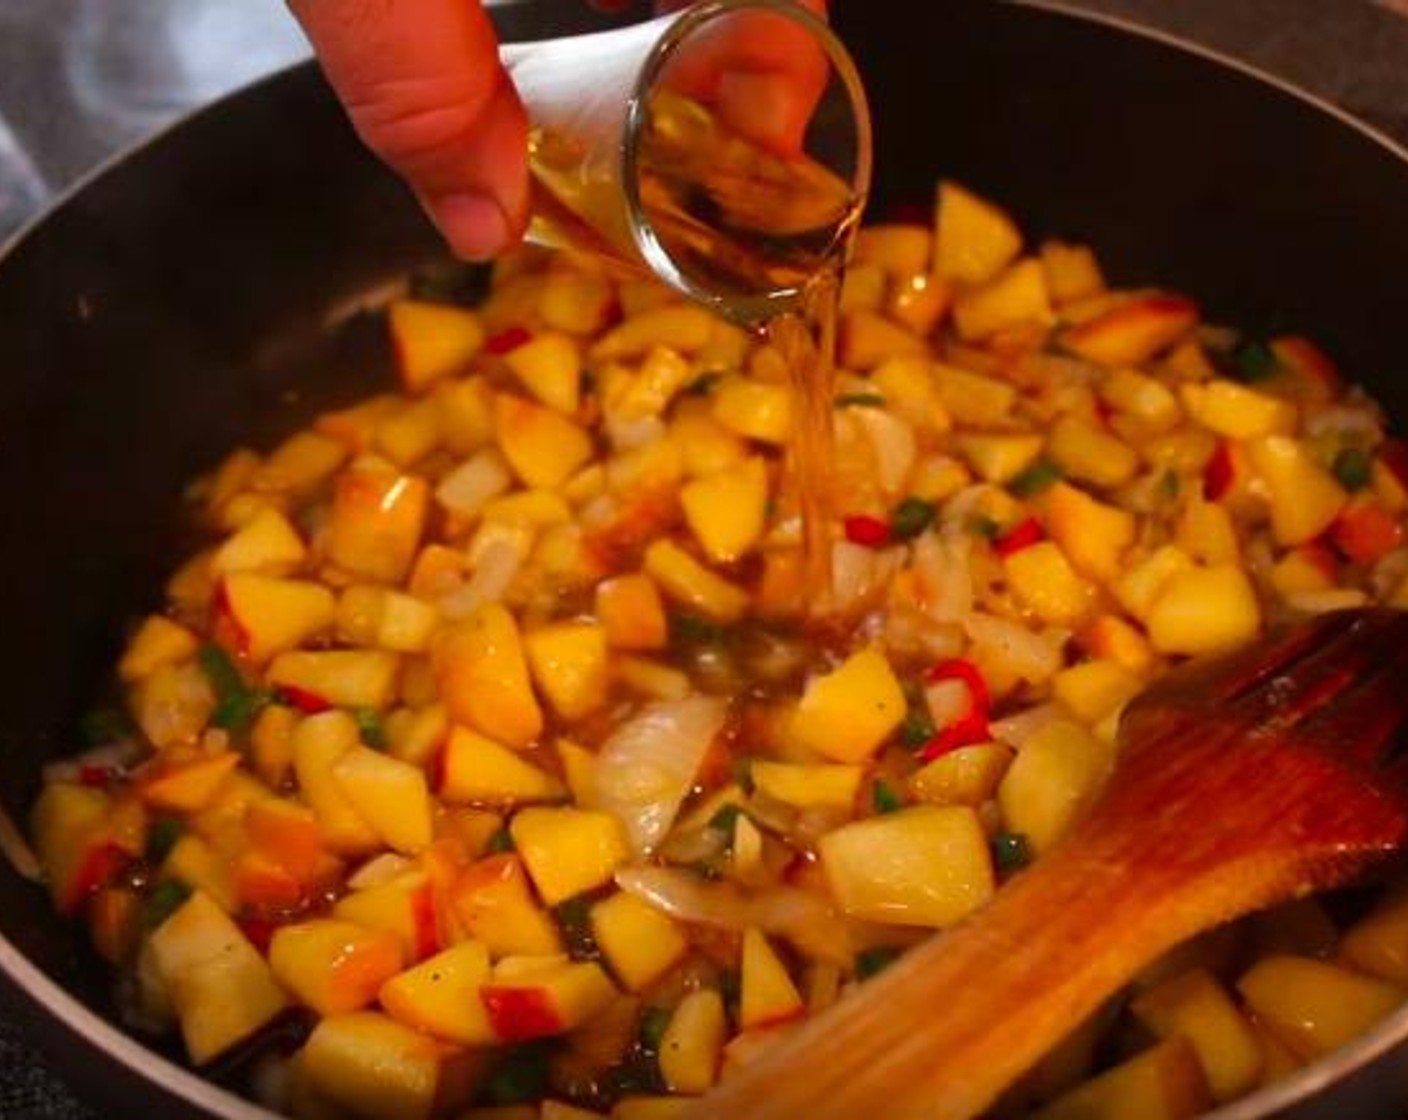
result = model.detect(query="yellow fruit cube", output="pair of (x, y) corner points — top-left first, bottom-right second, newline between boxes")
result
(788, 648), (906, 763)
(855, 224), (931, 274)
(750, 761), (863, 810)
(871, 357), (951, 434)
(374, 398), (443, 468)
(1047, 416), (1139, 488)
(1340, 888), (1408, 985)
(740, 928), (804, 1029)
(1174, 498), (1241, 566)
(330, 745), (432, 855)
(681, 457), (769, 564)
(1059, 295), (1199, 369)
(326, 464), (429, 584)
(332, 871), (439, 963)
(433, 605), (544, 748)
(1051, 659), (1143, 724)
(300, 1011), (483, 1120)
(269, 919), (405, 1017)
(933, 180), (1022, 286)
(932, 364), (1017, 427)
(1146, 564), (1261, 656)
(480, 955), (618, 1042)
(1132, 968), (1263, 1102)
(1079, 614), (1155, 676)
(1004, 541), (1096, 626)
(1033, 1038), (1209, 1120)
(389, 299), (484, 394)
(494, 394), (594, 490)
(221, 574), (335, 662)
(711, 377), (792, 444)
(998, 720), (1113, 854)
(117, 615), (199, 683)
(840, 261), (886, 313)
(906, 743), (1013, 807)
(145, 891), (291, 1065)
(1113, 545), (1196, 622)
(596, 574), (668, 652)
(1099, 367), (1181, 431)
(504, 331), (581, 414)
(1246, 435), (1348, 546)
(952, 258), (1054, 341)
(611, 345), (693, 421)
(590, 892), (688, 992)
(449, 854), (563, 958)
(660, 988), (726, 1094)
(820, 806), (994, 928)
(510, 807), (630, 905)
(210, 506), (306, 576)
(670, 400), (747, 477)
(1180, 379), (1296, 440)
(540, 267), (615, 335)
(1040, 241), (1105, 305)
(140, 751), (240, 816)
(838, 309), (927, 370)
(642, 540), (749, 624)
(379, 940), (496, 1046)
(591, 305), (716, 361)
(525, 622), (610, 721)
(482, 489), (572, 528)
(439, 726), (565, 806)
(955, 433), (1045, 484)
(292, 711), (382, 856)
(268, 650), (400, 710)
(1046, 483), (1136, 583)
(1237, 955), (1405, 1060)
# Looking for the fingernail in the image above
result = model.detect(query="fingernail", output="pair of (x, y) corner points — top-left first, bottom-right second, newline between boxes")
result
(715, 70), (806, 155)
(427, 191), (511, 262)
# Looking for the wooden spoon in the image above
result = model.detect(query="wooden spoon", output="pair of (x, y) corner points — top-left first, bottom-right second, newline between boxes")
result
(682, 608), (1408, 1120)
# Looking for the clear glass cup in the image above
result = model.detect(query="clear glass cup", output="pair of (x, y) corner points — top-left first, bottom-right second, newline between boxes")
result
(503, 0), (872, 322)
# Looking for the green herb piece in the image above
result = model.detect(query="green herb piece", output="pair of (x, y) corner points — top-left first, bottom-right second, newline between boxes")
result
(1333, 447), (1374, 492)
(485, 827), (515, 855)
(142, 880), (192, 931)
(871, 780), (903, 815)
(707, 804), (743, 835)
(1008, 460), (1063, 498)
(482, 1041), (552, 1104)
(835, 392), (887, 409)
(1158, 469), (1181, 500)
(898, 706), (936, 749)
(354, 707), (388, 750)
(685, 373), (721, 397)
(197, 644), (269, 732)
(889, 497), (938, 542)
(855, 946), (900, 980)
(553, 895), (599, 961)
(145, 818), (185, 864)
(670, 614), (724, 646)
(1235, 340), (1279, 382)
(968, 515), (1002, 540)
(80, 707), (133, 747)
(639, 1006), (673, 1051)
(991, 831), (1033, 874)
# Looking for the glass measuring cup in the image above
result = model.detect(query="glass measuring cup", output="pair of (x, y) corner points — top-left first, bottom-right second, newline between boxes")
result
(503, 0), (872, 323)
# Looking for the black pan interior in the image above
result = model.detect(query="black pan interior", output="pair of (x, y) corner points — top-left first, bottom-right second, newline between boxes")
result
(0, 0), (1405, 1110)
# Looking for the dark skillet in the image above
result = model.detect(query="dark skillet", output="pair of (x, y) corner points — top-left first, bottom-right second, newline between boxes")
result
(0, 2), (1406, 1117)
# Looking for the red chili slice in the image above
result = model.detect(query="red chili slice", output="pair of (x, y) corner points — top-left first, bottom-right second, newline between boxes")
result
(925, 658), (992, 719)
(994, 516), (1044, 558)
(278, 685), (332, 714)
(918, 711), (991, 763)
(1204, 441), (1235, 501)
(844, 515), (891, 548)
(77, 764), (120, 789)
(485, 326), (531, 355)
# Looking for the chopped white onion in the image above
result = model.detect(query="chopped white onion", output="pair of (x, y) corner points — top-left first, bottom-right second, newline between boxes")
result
(854, 407), (918, 496)
(587, 696), (727, 856)
(964, 612), (1062, 686)
(439, 537), (525, 620)
(434, 448), (511, 517)
(990, 703), (1064, 748)
(913, 532), (973, 623)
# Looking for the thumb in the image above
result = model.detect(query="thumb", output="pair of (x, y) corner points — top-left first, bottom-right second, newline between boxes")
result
(288, 0), (528, 261)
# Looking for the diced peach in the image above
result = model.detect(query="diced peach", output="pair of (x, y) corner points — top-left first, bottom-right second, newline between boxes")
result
(1113, 545), (1196, 623)
(1174, 498), (1241, 566)
(494, 393), (594, 490)
(504, 331), (582, 414)
(1098, 367), (1181, 432)
(1033, 1038), (1209, 1120)
(335, 871), (441, 964)
(449, 854), (563, 958)
(117, 615), (199, 683)
(1046, 483), (1136, 582)
(317, 395), (402, 454)
(271, 918), (405, 1016)
(1047, 416), (1139, 489)
(220, 574), (335, 662)
(1040, 240), (1105, 305)
(660, 988), (727, 1094)
(269, 650), (400, 711)
(1179, 379), (1296, 440)
(479, 955), (618, 1042)
(1146, 564), (1261, 656)
(855, 224), (931, 274)
(246, 798), (325, 883)
(1340, 888), (1408, 985)
(590, 891), (688, 992)
(539, 266), (616, 336)
(596, 574), (668, 652)
(998, 720), (1114, 854)
(932, 364), (1017, 427)
(210, 506), (306, 577)
(250, 703), (299, 788)
(643, 540), (749, 624)
(524, 622), (610, 721)
(591, 305), (715, 361)
(932, 180), (1022, 286)
(906, 743), (1013, 807)
(145, 891), (290, 1065)
(1004, 541), (1096, 626)
(389, 299), (485, 393)
(1079, 614), (1155, 675)
(954, 433), (1044, 484)
(788, 648), (906, 763)
(292, 711), (382, 855)
(30, 783), (125, 915)
(438, 726), (565, 806)
(138, 751), (240, 815)
(433, 605), (543, 748)
(887, 273), (952, 336)
(337, 585), (439, 654)
(1052, 660), (1143, 724)
(300, 1010), (484, 1120)
(750, 761), (863, 810)
(1246, 435), (1348, 546)
(1237, 955), (1405, 1061)
(255, 430), (348, 497)
(510, 807), (629, 906)
(161, 834), (237, 913)
(952, 258), (1053, 342)
(1059, 294), (1199, 367)
(327, 462), (429, 584)
(1269, 335), (1342, 402)
(374, 398), (443, 468)
(819, 806), (994, 928)
(330, 745), (433, 855)
(379, 939), (496, 1045)
(838, 310), (927, 371)
(740, 928), (804, 1029)
(1132, 968), (1263, 1102)
(681, 457), (769, 564)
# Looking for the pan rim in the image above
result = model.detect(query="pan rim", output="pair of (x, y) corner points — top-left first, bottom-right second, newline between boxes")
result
(1, 4), (1407, 1118)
